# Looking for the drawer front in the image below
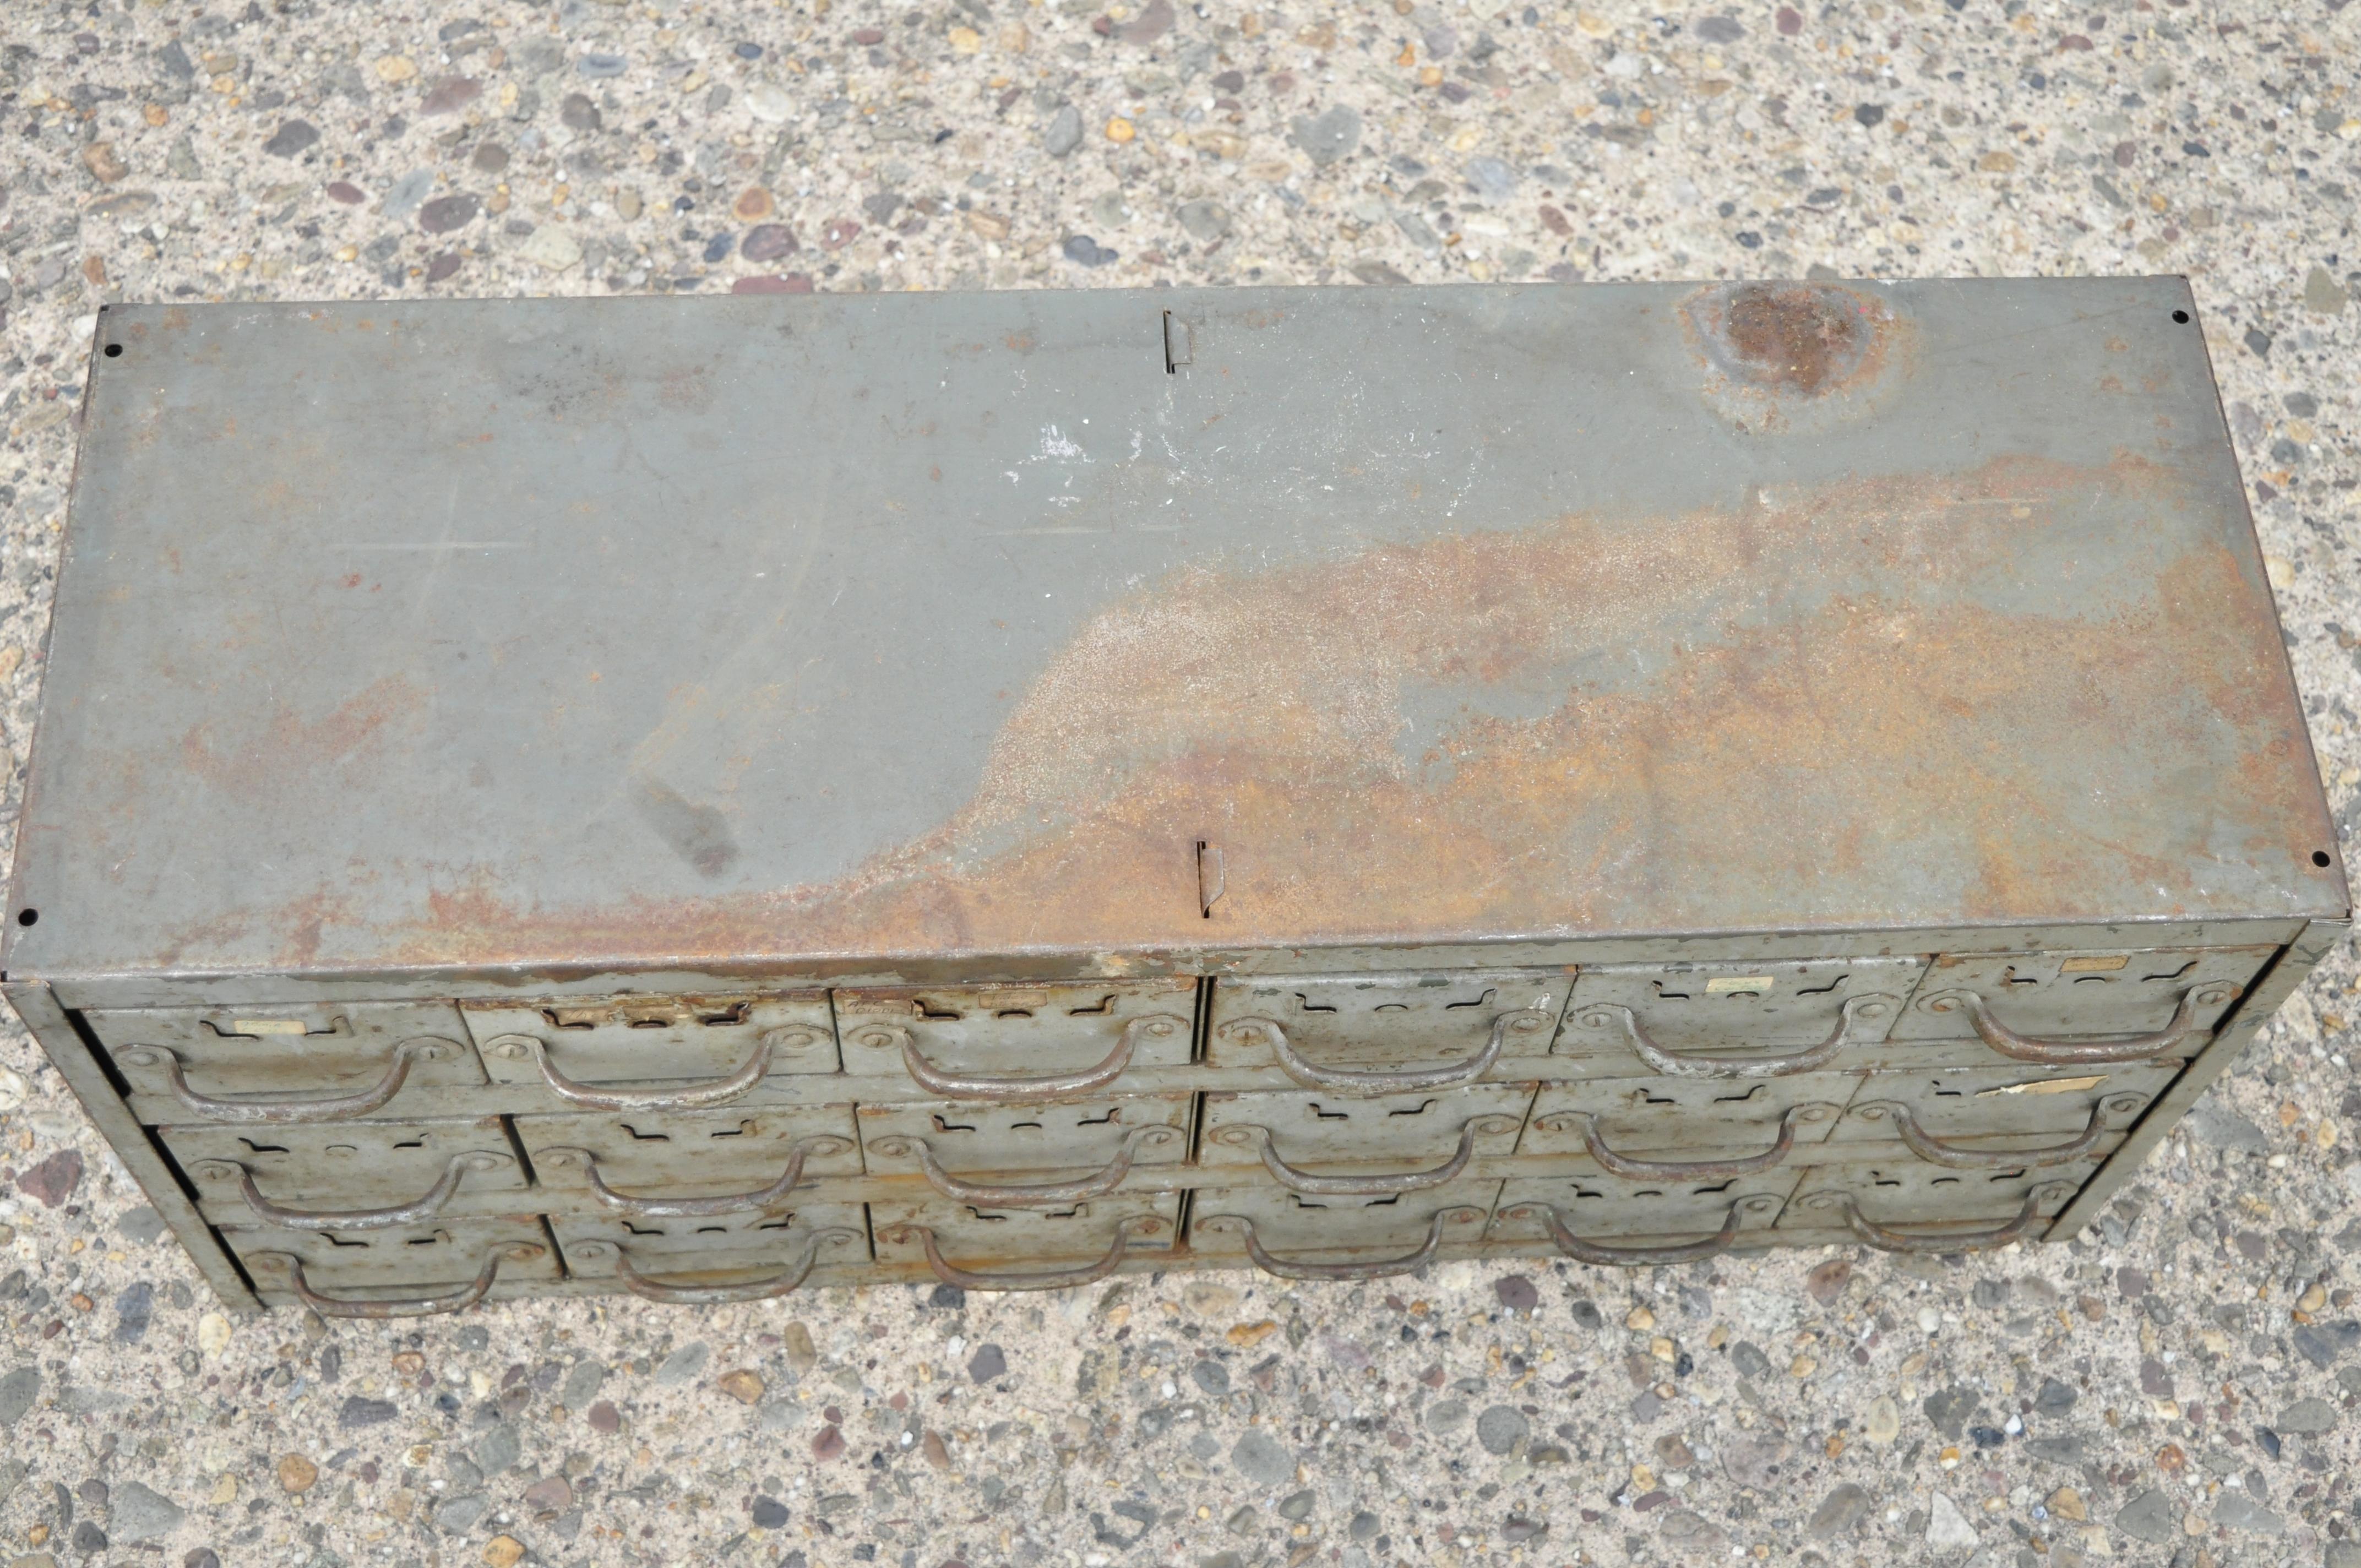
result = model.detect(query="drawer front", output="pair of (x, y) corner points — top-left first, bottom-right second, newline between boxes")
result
(163, 1115), (526, 1223)
(836, 979), (1195, 1099)
(551, 1203), (872, 1280)
(869, 1193), (1181, 1276)
(1197, 1085), (1533, 1177)
(1188, 1183), (1500, 1267)
(1205, 970), (1569, 1079)
(1519, 1075), (1851, 1162)
(513, 1105), (863, 1202)
(465, 992), (839, 1088)
(1551, 957), (1918, 1074)
(90, 1001), (483, 1117)
(1780, 1155), (2097, 1230)
(856, 1093), (1194, 1186)
(1890, 945), (2275, 1044)
(1825, 1063), (2175, 1150)
(1488, 1170), (1799, 1246)
(225, 1215), (558, 1290)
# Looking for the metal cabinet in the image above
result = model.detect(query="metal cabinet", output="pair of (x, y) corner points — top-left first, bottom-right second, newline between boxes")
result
(3, 281), (2345, 1313)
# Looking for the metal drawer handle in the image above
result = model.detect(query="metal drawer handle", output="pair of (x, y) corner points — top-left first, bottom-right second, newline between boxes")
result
(116, 1037), (461, 1124)
(1533, 1104), (1837, 1179)
(867, 1124), (1180, 1204)
(565, 1229), (861, 1304)
(846, 1015), (1185, 1104)
(191, 1151), (512, 1231)
(1916, 984), (2239, 1065)
(877, 1215), (1165, 1292)
(482, 1026), (818, 1112)
(1193, 1206), (1486, 1281)
(1570, 995), (1896, 1079)
(532, 1134), (854, 1218)
(1215, 1009), (1554, 1095)
(1849, 1093), (2146, 1169)
(1506, 1193), (1782, 1267)
(252, 1242), (543, 1319)
(1206, 1115), (1522, 1196)
(1798, 1182), (2076, 1253)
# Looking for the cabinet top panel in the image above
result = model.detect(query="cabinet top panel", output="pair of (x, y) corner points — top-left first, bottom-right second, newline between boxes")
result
(8, 280), (2344, 986)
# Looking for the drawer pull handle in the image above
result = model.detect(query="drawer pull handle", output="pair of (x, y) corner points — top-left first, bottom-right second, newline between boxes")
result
(1506, 1194), (1782, 1267)
(252, 1242), (543, 1319)
(868, 1125), (1181, 1205)
(1206, 1115), (1522, 1195)
(1798, 1183), (2076, 1253)
(117, 1037), (461, 1124)
(533, 1135), (855, 1218)
(192, 1152), (511, 1231)
(1572, 995), (1896, 1079)
(1849, 1094), (2146, 1169)
(877, 1216), (1163, 1292)
(1533, 1104), (1837, 1179)
(1193, 1206), (1486, 1281)
(483, 1027), (818, 1112)
(1215, 1009), (1553, 1095)
(566, 1229), (861, 1304)
(1916, 984), (2239, 1065)
(848, 1015), (1186, 1104)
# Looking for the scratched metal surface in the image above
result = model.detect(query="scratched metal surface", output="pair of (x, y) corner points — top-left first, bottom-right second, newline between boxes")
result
(2, 279), (2344, 989)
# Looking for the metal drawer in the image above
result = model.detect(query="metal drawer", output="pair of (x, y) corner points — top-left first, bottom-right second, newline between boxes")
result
(90, 1001), (483, 1124)
(1780, 1156), (2092, 1251)
(464, 992), (839, 1108)
(551, 1205), (871, 1303)
(162, 1115), (526, 1229)
(1196, 1085), (1532, 1193)
(228, 1215), (558, 1316)
(870, 1193), (1180, 1291)
(1825, 1063), (2175, 1159)
(1551, 958), (1921, 1076)
(1188, 1183), (1500, 1279)
(1519, 1075), (1851, 1174)
(856, 1092), (1193, 1204)
(1890, 945), (2274, 1053)
(1205, 971), (1568, 1092)
(835, 980), (1195, 1102)
(512, 1105), (863, 1215)
(1487, 1170), (1798, 1263)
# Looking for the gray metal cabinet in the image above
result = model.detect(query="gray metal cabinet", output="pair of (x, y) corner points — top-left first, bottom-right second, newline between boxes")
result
(2, 280), (2346, 1314)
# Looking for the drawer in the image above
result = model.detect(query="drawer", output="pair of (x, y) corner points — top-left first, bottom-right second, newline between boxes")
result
(1779, 1155), (2092, 1251)
(1188, 1183), (1499, 1278)
(1551, 957), (1920, 1076)
(1889, 945), (2274, 1050)
(464, 992), (839, 1106)
(229, 1215), (559, 1313)
(1519, 1075), (1851, 1171)
(1486, 1170), (1798, 1259)
(870, 1193), (1180, 1290)
(835, 979), (1195, 1102)
(856, 1093), (1193, 1202)
(1825, 1063), (2174, 1155)
(1205, 970), (1569, 1090)
(1197, 1085), (1532, 1191)
(513, 1105), (863, 1212)
(163, 1115), (527, 1228)
(90, 1001), (482, 1123)
(552, 1204), (871, 1302)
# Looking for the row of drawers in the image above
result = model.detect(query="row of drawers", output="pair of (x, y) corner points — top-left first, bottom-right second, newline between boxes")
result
(166, 1062), (2170, 1231)
(229, 1157), (2098, 1314)
(92, 946), (2265, 1123)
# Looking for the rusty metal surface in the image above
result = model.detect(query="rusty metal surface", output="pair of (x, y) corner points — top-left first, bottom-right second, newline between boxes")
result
(4, 281), (2344, 997)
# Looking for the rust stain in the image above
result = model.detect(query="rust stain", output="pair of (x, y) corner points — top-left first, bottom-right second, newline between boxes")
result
(170, 449), (2319, 978)
(1683, 281), (1909, 431)
(179, 674), (428, 787)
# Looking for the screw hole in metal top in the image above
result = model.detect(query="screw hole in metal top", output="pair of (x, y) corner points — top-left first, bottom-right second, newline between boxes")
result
(2315, 850), (2334, 868)
(14, 908), (33, 926)
(104, 343), (123, 357)
(2171, 309), (2190, 323)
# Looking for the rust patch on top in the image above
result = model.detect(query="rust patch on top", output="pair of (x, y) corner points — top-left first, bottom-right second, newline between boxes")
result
(1684, 282), (1908, 429)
